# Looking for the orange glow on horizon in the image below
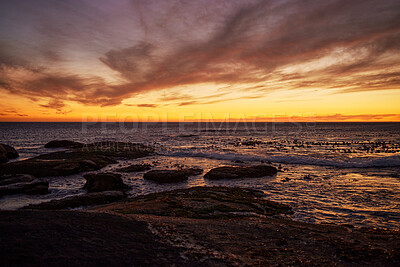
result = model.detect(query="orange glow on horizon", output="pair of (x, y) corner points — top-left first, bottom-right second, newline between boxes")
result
(1, 84), (399, 122)
(1, 1), (399, 123)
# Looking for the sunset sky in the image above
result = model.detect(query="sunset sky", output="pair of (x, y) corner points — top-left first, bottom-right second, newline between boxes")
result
(0, 0), (399, 122)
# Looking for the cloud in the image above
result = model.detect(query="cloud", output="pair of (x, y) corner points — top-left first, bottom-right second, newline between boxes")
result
(0, 113), (28, 117)
(39, 99), (65, 110)
(309, 114), (400, 121)
(178, 101), (198, 106)
(303, 114), (400, 122)
(231, 113), (400, 122)
(91, 0), (400, 99)
(0, 0), (399, 108)
(0, 107), (28, 117)
(0, 65), (141, 107)
(174, 93), (265, 106)
(136, 104), (159, 108)
(39, 99), (73, 114)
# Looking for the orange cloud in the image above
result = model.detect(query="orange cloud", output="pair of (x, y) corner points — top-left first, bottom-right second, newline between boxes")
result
(246, 114), (400, 122)
(0, 0), (399, 111)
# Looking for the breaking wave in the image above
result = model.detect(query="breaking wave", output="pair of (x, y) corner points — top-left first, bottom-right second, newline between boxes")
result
(166, 151), (400, 168)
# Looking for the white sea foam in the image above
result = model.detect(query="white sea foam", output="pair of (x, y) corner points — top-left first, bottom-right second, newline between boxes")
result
(166, 151), (400, 168)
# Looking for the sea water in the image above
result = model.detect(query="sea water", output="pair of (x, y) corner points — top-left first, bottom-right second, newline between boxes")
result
(0, 122), (399, 229)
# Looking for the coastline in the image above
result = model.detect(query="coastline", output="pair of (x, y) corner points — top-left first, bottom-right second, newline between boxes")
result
(1, 140), (399, 265)
(1, 197), (399, 266)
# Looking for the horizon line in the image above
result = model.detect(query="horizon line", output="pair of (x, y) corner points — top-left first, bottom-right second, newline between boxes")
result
(1, 121), (400, 123)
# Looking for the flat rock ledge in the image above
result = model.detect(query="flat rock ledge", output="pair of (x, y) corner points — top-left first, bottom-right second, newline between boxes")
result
(0, 141), (153, 177)
(0, 210), (187, 266)
(0, 174), (49, 197)
(22, 191), (125, 210)
(1, 187), (399, 266)
(204, 165), (277, 180)
(0, 174), (48, 196)
(98, 186), (292, 218)
(0, 179), (48, 196)
(0, 174), (35, 186)
(116, 164), (152, 173)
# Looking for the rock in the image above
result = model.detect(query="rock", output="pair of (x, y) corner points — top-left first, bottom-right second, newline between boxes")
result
(98, 186), (292, 218)
(44, 140), (84, 148)
(0, 141), (153, 177)
(25, 184), (49, 195)
(0, 211), (188, 266)
(22, 191), (125, 210)
(0, 154), (7, 164)
(0, 174), (35, 186)
(0, 179), (49, 196)
(83, 173), (129, 193)
(204, 165), (277, 180)
(0, 152), (116, 177)
(2, 144), (19, 159)
(116, 164), (152, 173)
(1, 210), (398, 266)
(0, 144), (19, 163)
(143, 168), (203, 183)
(80, 141), (154, 159)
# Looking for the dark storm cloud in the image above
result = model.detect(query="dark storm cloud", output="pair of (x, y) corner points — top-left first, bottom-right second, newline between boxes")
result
(0, 0), (399, 107)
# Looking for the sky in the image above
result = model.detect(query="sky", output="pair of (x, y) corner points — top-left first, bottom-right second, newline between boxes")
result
(0, 0), (399, 122)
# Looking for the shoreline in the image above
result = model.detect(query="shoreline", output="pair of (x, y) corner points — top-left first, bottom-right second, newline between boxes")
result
(1, 140), (400, 265)
(1, 194), (399, 266)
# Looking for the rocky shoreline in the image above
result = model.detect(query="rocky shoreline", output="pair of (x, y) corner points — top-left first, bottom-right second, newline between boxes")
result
(0, 141), (399, 266)
(1, 196), (399, 266)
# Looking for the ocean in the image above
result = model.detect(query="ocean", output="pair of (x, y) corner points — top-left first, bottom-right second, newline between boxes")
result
(1, 122), (399, 229)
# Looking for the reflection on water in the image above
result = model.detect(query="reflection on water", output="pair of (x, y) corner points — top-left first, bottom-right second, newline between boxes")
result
(0, 122), (399, 229)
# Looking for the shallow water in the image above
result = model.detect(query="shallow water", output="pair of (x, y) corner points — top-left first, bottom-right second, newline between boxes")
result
(1, 122), (399, 229)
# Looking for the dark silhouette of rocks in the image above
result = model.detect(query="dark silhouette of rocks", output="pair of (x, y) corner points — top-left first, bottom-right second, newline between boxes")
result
(93, 186), (399, 265)
(83, 173), (129, 193)
(204, 165), (277, 180)
(0, 141), (153, 177)
(0, 179), (48, 196)
(0, 211), (188, 266)
(0, 144), (19, 163)
(0, 174), (35, 186)
(80, 141), (153, 159)
(23, 191), (124, 210)
(116, 164), (152, 173)
(1, 187), (399, 266)
(0, 152), (116, 177)
(44, 140), (84, 148)
(102, 186), (292, 218)
(143, 168), (203, 183)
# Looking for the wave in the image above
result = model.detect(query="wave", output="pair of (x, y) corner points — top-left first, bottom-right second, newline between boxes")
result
(268, 155), (400, 168)
(165, 151), (400, 168)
